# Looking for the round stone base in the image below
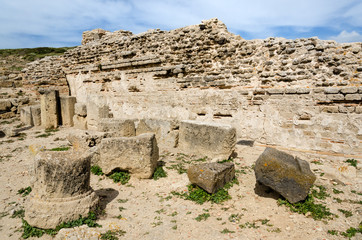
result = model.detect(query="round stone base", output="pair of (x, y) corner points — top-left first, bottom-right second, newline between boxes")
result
(24, 190), (99, 229)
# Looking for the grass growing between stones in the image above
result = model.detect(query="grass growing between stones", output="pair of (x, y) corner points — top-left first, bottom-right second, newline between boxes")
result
(21, 211), (101, 239)
(171, 178), (239, 204)
(108, 170), (130, 185)
(91, 165), (104, 176)
(100, 229), (126, 240)
(17, 187), (32, 197)
(328, 222), (362, 239)
(152, 166), (167, 180)
(277, 185), (335, 221)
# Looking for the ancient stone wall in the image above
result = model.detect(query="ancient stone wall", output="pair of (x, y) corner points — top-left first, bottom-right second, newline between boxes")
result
(22, 18), (362, 156)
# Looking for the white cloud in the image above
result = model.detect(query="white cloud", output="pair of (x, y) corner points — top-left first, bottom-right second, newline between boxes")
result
(330, 30), (362, 43)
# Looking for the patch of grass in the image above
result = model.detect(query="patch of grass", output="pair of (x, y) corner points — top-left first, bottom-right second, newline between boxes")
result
(333, 188), (344, 194)
(35, 133), (52, 138)
(277, 194), (334, 221)
(117, 199), (128, 203)
(195, 213), (210, 222)
(228, 213), (243, 223)
(153, 166), (167, 180)
(171, 178), (238, 204)
(239, 222), (260, 229)
(169, 211), (178, 217)
(11, 209), (25, 218)
(0, 212), (9, 218)
(21, 211), (100, 239)
(351, 190), (362, 195)
(338, 209), (353, 218)
(327, 230), (339, 235)
(328, 223), (362, 239)
(334, 197), (343, 203)
(311, 160), (323, 165)
(47, 146), (70, 151)
(100, 229), (126, 240)
(221, 228), (235, 234)
(0, 47), (75, 61)
(155, 208), (165, 214)
(151, 221), (163, 227)
(166, 163), (187, 174)
(17, 186), (32, 197)
(172, 225), (177, 230)
(311, 185), (330, 200)
(344, 159), (358, 168)
(91, 165), (104, 176)
(108, 170), (130, 184)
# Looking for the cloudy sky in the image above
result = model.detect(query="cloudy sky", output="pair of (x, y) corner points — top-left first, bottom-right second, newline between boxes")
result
(1, 0), (362, 49)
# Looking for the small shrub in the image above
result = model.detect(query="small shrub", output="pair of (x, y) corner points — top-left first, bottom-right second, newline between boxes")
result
(345, 159), (358, 168)
(153, 166), (167, 180)
(17, 186), (32, 197)
(108, 170), (130, 184)
(221, 228), (235, 234)
(91, 165), (104, 176)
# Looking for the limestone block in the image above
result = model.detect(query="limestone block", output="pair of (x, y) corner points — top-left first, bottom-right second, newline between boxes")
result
(75, 103), (87, 117)
(86, 102), (109, 131)
(345, 94), (361, 101)
(187, 162), (235, 193)
(178, 120), (236, 161)
(254, 148), (316, 203)
(67, 129), (109, 150)
(136, 119), (179, 150)
(0, 99), (12, 111)
(60, 96), (76, 127)
(98, 118), (135, 137)
(24, 151), (99, 229)
(73, 115), (87, 130)
(40, 90), (60, 129)
(30, 105), (41, 126)
(98, 133), (159, 178)
(20, 106), (33, 126)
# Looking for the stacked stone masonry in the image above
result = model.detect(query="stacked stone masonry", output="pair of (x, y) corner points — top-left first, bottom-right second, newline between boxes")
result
(21, 18), (362, 155)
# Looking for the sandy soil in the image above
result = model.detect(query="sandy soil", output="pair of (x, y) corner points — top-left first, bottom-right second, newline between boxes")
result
(0, 118), (361, 240)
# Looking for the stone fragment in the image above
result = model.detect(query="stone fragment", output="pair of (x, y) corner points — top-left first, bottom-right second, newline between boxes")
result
(67, 129), (109, 150)
(60, 96), (76, 127)
(327, 94), (344, 101)
(86, 102), (109, 131)
(324, 88), (340, 94)
(98, 118), (135, 137)
(98, 133), (159, 178)
(0, 99), (12, 111)
(254, 148), (316, 203)
(187, 162), (235, 193)
(341, 87), (358, 94)
(40, 90), (60, 129)
(20, 106), (33, 126)
(73, 115), (87, 130)
(24, 151), (99, 229)
(178, 120), (236, 161)
(30, 105), (41, 126)
(75, 103), (87, 117)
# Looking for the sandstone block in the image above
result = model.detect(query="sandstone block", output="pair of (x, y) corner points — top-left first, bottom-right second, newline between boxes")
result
(20, 106), (33, 126)
(341, 87), (358, 94)
(75, 103), (87, 117)
(98, 118), (135, 137)
(86, 102), (109, 130)
(187, 162), (235, 193)
(345, 94), (361, 101)
(25, 151), (99, 229)
(178, 120), (236, 161)
(30, 105), (41, 126)
(40, 90), (60, 129)
(98, 133), (159, 178)
(60, 96), (76, 127)
(254, 148), (316, 203)
(73, 115), (87, 130)
(327, 94), (344, 101)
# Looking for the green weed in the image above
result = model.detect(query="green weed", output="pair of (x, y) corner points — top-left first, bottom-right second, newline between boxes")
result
(221, 228), (235, 234)
(108, 170), (130, 184)
(91, 165), (104, 176)
(228, 213), (243, 223)
(311, 185), (330, 200)
(100, 229), (126, 240)
(333, 188), (344, 194)
(17, 186), (32, 197)
(345, 159), (358, 168)
(11, 209), (25, 218)
(338, 209), (353, 218)
(48, 146), (70, 151)
(166, 163), (187, 174)
(117, 199), (128, 203)
(153, 166), (167, 180)
(195, 213), (210, 222)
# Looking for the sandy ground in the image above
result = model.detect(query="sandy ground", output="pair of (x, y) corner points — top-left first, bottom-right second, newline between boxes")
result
(0, 118), (361, 240)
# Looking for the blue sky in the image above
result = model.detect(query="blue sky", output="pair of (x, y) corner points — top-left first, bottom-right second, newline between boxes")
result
(0, 0), (361, 49)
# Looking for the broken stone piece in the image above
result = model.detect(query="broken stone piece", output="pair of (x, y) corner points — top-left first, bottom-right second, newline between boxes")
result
(187, 162), (235, 194)
(254, 147), (316, 203)
(24, 150), (99, 229)
(178, 120), (236, 161)
(98, 133), (159, 178)
(97, 118), (135, 137)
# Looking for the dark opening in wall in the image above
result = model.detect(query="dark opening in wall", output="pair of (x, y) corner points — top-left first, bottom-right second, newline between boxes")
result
(197, 113), (206, 116)
(213, 113), (232, 118)
(236, 140), (254, 147)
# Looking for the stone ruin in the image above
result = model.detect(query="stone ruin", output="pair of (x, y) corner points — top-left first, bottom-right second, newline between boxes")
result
(13, 18), (360, 229)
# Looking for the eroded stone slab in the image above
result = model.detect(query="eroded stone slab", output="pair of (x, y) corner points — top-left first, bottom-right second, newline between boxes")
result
(40, 90), (60, 129)
(187, 162), (235, 193)
(98, 118), (136, 137)
(24, 150), (98, 229)
(254, 147), (316, 203)
(60, 96), (76, 127)
(98, 133), (159, 178)
(178, 120), (236, 161)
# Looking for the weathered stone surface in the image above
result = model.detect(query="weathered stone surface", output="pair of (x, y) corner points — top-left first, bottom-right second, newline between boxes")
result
(187, 162), (235, 193)
(254, 148), (316, 203)
(178, 120), (236, 161)
(30, 105), (41, 126)
(98, 118), (135, 137)
(24, 151), (99, 229)
(0, 99), (12, 111)
(67, 129), (109, 150)
(20, 106), (33, 126)
(136, 119), (179, 150)
(73, 115), (87, 130)
(75, 103), (87, 117)
(60, 96), (76, 127)
(40, 90), (60, 129)
(86, 102), (109, 131)
(98, 133), (159, 178)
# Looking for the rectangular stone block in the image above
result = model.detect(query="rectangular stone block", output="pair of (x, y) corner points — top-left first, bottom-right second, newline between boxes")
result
(86, 102), (109, 130)
(73, 115), (87, 130)
(40, 90), (60, 129)
(178, 120), (236, 161)
(98, 118), (135, 137)
(99, 133), (159, 178)
(60, 96), (76, 127)
(0, 99), (12, 111)
(75, 103), (87, 117)
(345, 94), (361, 101)
(30, 105), (41, 126)
(20, 106), (33, 126)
